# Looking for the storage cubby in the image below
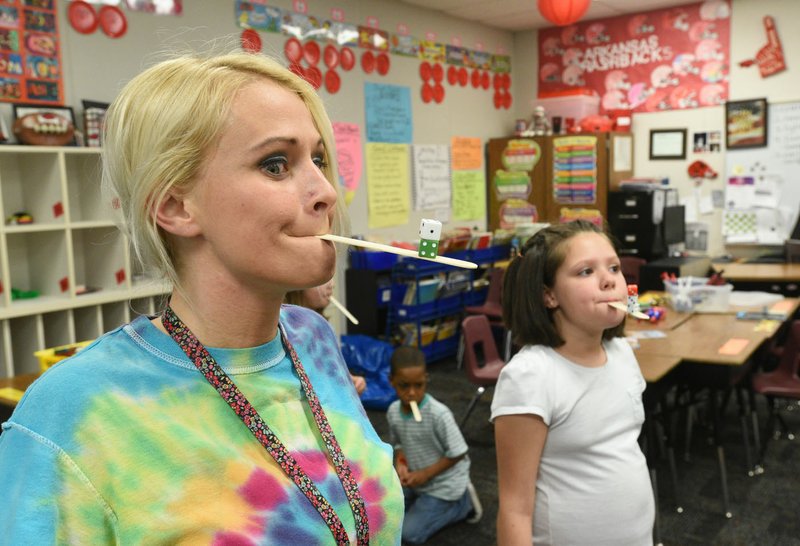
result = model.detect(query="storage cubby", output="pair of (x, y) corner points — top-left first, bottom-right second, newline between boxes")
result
(0, 150), (64, 227)
(0, 146), (171, 379)
(10, 315), (44, 374)
(130, 296), (155, 317)
(71, 227), (126, 294)
(64, 150), (109, 224)
(1, 320), (11, 377)
(7, 230), (70, 303)
(43, 310), (74, 349)
(73, 305), (102, 342)
(101, 301), (129, 332)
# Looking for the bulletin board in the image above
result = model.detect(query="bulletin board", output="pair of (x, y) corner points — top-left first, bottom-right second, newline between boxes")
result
(724, 101), (800, 244)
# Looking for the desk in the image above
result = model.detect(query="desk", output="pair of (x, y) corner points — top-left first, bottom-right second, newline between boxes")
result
(632, 299), (798, 518)
(0, 373), (39, 424)
(712, 263), (800, 297)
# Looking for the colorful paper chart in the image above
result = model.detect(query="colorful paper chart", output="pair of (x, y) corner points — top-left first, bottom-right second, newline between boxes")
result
(552, 136), (598, 204)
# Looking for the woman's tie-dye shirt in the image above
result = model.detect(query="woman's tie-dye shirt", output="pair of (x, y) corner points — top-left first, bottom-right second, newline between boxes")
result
(0, 305), (403, 544)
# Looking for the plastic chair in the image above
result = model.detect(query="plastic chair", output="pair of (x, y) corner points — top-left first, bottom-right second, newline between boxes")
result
(751, 320), (800, 466)
(464, 267), (512, 360)
(459, 314), (506, 428)
(464, 267), (504, 322)
(620, 256), (647, 286)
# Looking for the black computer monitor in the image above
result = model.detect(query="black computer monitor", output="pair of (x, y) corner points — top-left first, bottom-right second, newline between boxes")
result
(663, 205), (686, 245)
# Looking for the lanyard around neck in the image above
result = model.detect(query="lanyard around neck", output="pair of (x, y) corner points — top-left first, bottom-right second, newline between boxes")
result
(161, 307), (369, 545)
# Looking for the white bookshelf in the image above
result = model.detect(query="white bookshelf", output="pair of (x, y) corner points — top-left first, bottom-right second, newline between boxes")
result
(0, 146), (170, 377)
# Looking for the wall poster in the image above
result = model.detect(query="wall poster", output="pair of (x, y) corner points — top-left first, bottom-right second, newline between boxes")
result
(0, 0), (63, 105)
(537, 0), (731, 113)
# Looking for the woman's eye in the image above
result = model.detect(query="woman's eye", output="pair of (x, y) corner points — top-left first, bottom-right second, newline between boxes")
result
(260, 156), (289, 176)
(313, 155), (329, 170)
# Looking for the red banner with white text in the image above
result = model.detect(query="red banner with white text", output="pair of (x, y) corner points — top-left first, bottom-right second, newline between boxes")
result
(537, 0), (731, 113)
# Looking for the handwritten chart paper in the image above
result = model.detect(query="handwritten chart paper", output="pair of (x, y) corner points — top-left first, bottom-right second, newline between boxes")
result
(452, 170), (485, 221)
(333, 122), (363, 199)
(364, 83), (412, 143)
(366, 143), (410, 228)
(451, 137), (482, 170)
(412, 144), (451, 211)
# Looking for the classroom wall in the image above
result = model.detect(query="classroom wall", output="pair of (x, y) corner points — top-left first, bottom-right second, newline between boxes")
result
(513, 0), (800, 260)
(56, 0), (518, 242)
(3, 0), (517, 335)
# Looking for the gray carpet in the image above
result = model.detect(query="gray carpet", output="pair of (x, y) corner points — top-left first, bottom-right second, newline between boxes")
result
(365, 357), (800, 546)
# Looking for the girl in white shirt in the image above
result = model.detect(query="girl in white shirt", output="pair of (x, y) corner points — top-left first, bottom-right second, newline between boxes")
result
(492, 220), (654, 546)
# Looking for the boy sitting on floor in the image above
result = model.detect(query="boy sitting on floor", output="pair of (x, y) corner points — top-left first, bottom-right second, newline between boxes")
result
(387, 346), (482, 544)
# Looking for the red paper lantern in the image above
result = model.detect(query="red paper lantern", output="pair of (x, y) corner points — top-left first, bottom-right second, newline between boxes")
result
(537, 0), (591, 27)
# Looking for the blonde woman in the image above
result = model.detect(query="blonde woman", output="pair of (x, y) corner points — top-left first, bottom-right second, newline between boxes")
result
(0, 51), (402, 544)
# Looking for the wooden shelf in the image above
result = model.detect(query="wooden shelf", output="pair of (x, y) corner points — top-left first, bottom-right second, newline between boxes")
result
(0, 146), (170, 377)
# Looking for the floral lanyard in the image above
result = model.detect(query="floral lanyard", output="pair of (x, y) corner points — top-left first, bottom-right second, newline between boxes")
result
(161, 307), (369, 545)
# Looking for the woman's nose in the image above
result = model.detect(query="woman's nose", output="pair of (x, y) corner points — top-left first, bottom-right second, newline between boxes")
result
(308, 164), (337, 215)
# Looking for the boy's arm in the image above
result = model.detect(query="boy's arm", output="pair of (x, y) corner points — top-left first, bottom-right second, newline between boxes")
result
(402, 453), (465, 488)
(394, 448), (410, 484)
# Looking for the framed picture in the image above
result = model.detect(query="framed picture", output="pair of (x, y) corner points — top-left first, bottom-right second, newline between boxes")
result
(13, 103), (75, 125)
(649, 128), (686, 160)
(82, 99), (110, 148)
(12, 103), (77, 146)
(725, 98), (768, 149)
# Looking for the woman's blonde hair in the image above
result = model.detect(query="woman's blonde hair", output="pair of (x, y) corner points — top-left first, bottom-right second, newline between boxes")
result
(101, 50), (347, 293)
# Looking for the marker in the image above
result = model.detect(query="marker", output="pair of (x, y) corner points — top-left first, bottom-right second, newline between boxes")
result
(409, 400), (422, 422)
(608, 301), (651, 320)
(329, 295), (359, 325)
(317, 233), (478, 269)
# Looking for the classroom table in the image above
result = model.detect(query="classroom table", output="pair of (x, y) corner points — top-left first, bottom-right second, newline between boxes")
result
(632, 298), (799, 518)
(712, 263), (800, 282)
(0, 372), (39, 424)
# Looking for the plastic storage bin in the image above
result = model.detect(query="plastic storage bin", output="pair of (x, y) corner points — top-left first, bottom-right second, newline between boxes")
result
(34, 340), (93, 373)
(535, 90), (600, 126)
(664, 277), (733, 313)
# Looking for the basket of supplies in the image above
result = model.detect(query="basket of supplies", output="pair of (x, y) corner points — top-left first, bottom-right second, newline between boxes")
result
(664, 277), (733, 313)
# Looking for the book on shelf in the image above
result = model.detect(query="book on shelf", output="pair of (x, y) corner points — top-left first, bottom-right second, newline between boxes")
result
(402, 277), (442, 305)
(468, 231), (493, 250)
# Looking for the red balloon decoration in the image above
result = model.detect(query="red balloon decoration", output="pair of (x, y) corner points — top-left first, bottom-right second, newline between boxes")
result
(537, 0), (591, 27)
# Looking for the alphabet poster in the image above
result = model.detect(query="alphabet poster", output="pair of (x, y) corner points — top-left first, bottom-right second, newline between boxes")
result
(537, 0), (731, 113)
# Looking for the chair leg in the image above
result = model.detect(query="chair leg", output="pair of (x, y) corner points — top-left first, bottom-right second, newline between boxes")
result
(759, 397), (775, 465)
(456, 336), (464, 370)
(735, 388), (755, 476)
(460, 386), (485, 429)
(650, 468), (664, 546)
(751, 408), (763, 475)
(684, 404), (695, 462)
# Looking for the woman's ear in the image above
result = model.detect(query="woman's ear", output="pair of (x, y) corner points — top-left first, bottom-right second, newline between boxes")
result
(154, 190), (202, 238)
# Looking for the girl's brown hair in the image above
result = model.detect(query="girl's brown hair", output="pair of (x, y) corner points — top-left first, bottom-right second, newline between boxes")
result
(502, 220), (625, 348)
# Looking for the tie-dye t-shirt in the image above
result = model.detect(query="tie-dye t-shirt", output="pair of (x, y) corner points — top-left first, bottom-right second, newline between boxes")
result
(0, 305), (403, 544)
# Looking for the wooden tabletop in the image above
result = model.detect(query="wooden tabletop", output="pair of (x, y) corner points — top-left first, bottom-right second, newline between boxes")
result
(712, 263), (800, 282)
(0, 373), (40, 408)
(637, 353), (682, 383)
(636, 313), (779, 366)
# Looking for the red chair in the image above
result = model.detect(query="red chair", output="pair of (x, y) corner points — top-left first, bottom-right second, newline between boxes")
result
(751, 320), (800, 466)
(464, 267), (504, 322)
(459, 314), (506, 428)
(464, 267), (512, 360)
(620, 256), (647, 286)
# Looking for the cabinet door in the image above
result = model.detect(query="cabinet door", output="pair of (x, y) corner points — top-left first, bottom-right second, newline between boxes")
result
(486, 137), (548, 231)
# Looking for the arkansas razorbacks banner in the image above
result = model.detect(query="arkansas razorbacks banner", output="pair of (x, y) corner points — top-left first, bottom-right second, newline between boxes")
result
(537, 0), (731, 113)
